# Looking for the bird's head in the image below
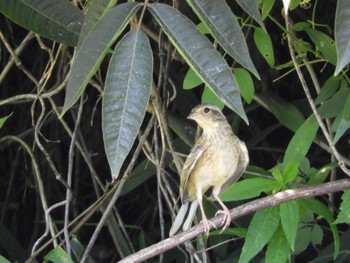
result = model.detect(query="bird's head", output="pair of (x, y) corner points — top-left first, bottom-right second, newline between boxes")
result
(187, 104), (228, 130)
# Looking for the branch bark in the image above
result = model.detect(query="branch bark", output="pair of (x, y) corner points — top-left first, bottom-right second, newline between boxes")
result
(118, 179), (350, 263)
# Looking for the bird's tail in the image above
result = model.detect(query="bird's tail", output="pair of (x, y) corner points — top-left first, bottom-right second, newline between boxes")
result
(169, 200), (198, 236)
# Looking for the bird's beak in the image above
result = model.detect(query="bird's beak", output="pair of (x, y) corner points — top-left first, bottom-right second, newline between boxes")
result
(187, 111), (197, 120)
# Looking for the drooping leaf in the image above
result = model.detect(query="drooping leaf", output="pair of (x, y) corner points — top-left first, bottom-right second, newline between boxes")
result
(62, 2), (142, 115)
(318, 86), (349, 119)
(233, 68), (254, 104)
(186, 0), (260, 79)
(315, 76), (341, 105)
(148, 3), (248, 124)
(102, 29), (153, 179)
(0, 0), (83, 46)
(333, 92), (350, 144)
(334, 0), (350, 75)
(283, 115), (319, 166)
(236, 0), (266, 30)
(334, 190), (350, 224)
(304, 27), (337, 65)
(77, 0), (118, 48)
(261, 0), (276, 20)
(239, 206), (280, 263)
(254, 27), (275, 67)
(280, 201), (299, 250)
(265, 224), (291, 263)
(221, 178), (278, 201)
(255, 93), (304, 132)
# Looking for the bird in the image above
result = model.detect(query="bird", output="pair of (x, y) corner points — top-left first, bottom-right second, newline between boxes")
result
(169, 104), (249, 236)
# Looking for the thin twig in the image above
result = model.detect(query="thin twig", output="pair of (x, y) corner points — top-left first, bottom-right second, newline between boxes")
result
(283, 5), (350, 177)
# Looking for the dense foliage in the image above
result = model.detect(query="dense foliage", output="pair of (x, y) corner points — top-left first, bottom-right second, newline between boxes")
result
(1, 0), (350, 262)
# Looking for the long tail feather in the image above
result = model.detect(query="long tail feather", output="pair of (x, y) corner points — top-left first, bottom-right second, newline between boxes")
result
(169, 201), (198, 236)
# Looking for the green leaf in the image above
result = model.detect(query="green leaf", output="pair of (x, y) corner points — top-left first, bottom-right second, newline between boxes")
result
(283, 115), (319, 166)
(333, 92), (350, 144)
(149, 3), (248, 124)
(62, 2), (142, 115)
(186, 0), (260, 79)
(261, 0), (276, 20)
(0, 0), (83, 46)
(315, 76), (341, 105)
(304, 27), (337, 65)
(300, 198), (340, 259)
(0, 256), (11, 263)
(236, 0), (266, 30)
(196, 21), (210, 34)
(239, 206), (280, 263)
(102, 30), (153, 179)
(0, 113), (12, 129)
(272, 167), (283, 185)
(255, 93), (305, 132)
(44, 246), (74, 263)
(308, 163), (337, 185)
(183, 67), (203, 90)
(334, 0), (350, 75)
(254, 27), (275, 67)
(280, 201), (300, 250)
(201, 86), (225, 109)
(311, 224), (323, 245)
(334, 190), (350, 224)
(265, 224), (291, 263)
(221, 178), (278, 201)
(318, 86), (349, 119)
(233, 68), (255, 104)
(282, 162), (299, 184)
(77, 0), (117, 48)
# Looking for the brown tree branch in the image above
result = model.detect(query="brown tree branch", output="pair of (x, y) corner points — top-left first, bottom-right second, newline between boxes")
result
(118, 179), (350, 263)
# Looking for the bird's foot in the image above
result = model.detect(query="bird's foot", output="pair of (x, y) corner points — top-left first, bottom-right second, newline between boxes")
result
(201, 217), (216, 234)
(215, 207), (231, 233)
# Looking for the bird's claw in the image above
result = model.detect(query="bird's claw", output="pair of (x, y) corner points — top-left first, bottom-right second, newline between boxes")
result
(201, 218), (217, 234)
(215, 208), (231, 233)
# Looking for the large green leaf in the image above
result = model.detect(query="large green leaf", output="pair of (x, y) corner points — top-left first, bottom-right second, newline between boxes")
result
(334, 0), (350, 75)
(221, 177), (278, 201)
(265, 225), (290, 263)
(235, 0), (266, 30)
(0, 0), (83, 46)
(148, 3), (248, 124)
(283, 115), (319, 166)
(77, 0), (117, 48)
(186, 0), (260, 79)
(239, 206), (280, 263)
(62, 2), (141, 115)
(102, 29), (153, 179)
(280, 201), (299, 250)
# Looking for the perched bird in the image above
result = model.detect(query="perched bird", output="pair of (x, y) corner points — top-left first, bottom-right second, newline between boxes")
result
(169, 104), (249, 236)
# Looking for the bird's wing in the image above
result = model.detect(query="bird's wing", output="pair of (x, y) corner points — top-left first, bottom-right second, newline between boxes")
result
(218, 139), (249, 196)
(180, 143), (205, 202)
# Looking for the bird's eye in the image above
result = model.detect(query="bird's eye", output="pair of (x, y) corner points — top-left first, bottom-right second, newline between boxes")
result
(203, 107), (210, 113)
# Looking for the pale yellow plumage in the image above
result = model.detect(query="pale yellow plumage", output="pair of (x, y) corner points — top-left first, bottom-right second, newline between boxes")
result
(169, 104), (249, 236)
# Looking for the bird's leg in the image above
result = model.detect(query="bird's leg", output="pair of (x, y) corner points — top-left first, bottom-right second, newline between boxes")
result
(212, 188), (231, 231)
(197, 190), (216, 234)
